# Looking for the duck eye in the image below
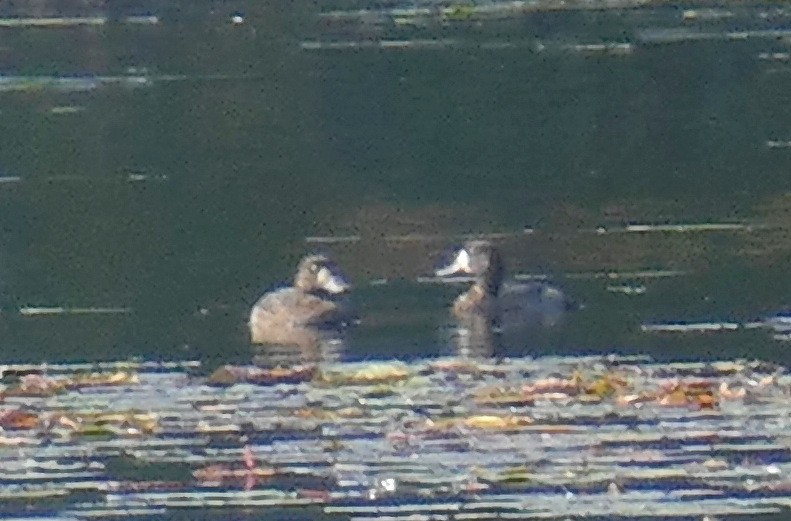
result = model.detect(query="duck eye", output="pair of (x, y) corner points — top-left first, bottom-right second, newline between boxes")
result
(310, 263), (320, 273)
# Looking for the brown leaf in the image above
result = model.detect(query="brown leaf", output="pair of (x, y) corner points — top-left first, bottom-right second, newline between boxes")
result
(0, 409), (39, 429)
(208, 364), (316, 386)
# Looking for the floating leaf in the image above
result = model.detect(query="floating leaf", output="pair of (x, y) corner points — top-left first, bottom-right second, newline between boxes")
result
(424, 414), (534, 432)
(425, 359), (508, 378)
(522, 375), (582, 396)
(49, 411), (158, 437)
(584, 374), (629, 398)
(2, 373), (64, 396)
(65, 370), (140, 389)
(293, 406), (365, 420)
(718, 381), (747, 399)
(193, 464), (276, 483)
(0, 409), (39, 429)
(474, 386), (535, 406)
(495, 466), (535, 483)
(207, 364), (316, 386)
(318, 362), (411, 386)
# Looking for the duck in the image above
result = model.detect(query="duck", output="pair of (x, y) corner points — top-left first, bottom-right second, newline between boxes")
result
(249, 254), (352, 346)
(435, 240), (574, 328)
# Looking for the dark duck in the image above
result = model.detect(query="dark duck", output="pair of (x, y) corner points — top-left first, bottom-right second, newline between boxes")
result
(435, 240), (575, 328)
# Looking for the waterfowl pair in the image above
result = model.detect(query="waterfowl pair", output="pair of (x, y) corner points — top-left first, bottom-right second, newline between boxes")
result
(249, 240), (574, 346)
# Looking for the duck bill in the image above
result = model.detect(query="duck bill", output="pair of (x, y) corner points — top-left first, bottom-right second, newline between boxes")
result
(317, 267), (351, 294)
(435, 248), (471, 277)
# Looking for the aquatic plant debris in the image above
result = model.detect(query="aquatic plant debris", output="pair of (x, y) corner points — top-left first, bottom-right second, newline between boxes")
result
(0, 355), (789, 519)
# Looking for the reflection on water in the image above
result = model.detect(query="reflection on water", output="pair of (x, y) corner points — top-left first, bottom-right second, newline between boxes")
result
(443, 295), (576, 361)
(252, 332), (347, 367)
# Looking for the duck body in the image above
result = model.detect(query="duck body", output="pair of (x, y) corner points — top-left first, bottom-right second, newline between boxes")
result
(249, 254), (352, 346)
(438, 240), (574, 329)
(494, 280), (571, 328)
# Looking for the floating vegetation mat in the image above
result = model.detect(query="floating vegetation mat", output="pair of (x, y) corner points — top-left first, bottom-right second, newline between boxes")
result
(0, 355), (790, 519)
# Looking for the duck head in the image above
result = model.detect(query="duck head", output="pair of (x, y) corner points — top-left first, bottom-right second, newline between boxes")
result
(294, 254), (351, 295)
(435, 240), (504, 295)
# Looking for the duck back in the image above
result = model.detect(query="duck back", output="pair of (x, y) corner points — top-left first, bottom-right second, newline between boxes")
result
(251, 288), (347, 328)
(497, 281), (571, 328)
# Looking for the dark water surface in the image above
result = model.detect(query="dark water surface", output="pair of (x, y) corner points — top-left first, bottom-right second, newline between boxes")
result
(0, 0), (790, 368)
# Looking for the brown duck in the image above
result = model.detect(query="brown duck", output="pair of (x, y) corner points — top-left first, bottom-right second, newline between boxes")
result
(249, 254), (352, 346)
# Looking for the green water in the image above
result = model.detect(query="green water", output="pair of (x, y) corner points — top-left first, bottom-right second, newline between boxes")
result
(0, 1), (790, 366)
